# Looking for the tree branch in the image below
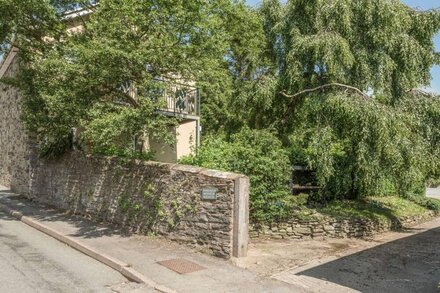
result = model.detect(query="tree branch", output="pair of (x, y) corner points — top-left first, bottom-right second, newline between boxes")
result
(120, 90), (140, 108)
(280, 83), (369, 99)
(406, 88), (437, 98)
(280, 83), (369, 127)
(101, 85), (140, 108)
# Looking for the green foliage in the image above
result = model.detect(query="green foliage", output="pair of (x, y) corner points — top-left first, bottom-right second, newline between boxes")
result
(199, 1), (269, 133)
(397, 94), (440, 182)
(409, 196), (440, 213)
(220, 0), (440, 202)
(0, 0), (71, 55)
(277, 0), (440, 97)
(292, 194), (440, 224)
(319, 196), (431, 223)
(180, 128), (291, 221)
(287, 93), (434, 200)
(1, 0), (234, 158)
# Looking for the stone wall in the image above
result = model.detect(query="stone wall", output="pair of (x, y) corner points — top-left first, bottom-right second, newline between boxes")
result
(26, 152), (249, 258)
(0, 50), (32, 195)
(0, 51), (249, 259)
(250, 211), (436, 240)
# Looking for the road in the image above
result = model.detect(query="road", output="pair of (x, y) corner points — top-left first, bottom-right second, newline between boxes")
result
(427, 187), (440, 199)
(246, 216), (440, 293)
(296, 221), (440, 293)
(0, 210), (131, 293)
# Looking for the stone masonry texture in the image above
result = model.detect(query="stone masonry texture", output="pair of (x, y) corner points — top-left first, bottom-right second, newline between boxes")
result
(0, 54), (32, 195)
(29, 153), (245, 258)
(250, 211), (436, 241)
(0, 53), (248, 259)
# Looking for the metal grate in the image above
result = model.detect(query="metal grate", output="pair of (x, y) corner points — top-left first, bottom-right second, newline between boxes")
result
(157, 258), (206, 274)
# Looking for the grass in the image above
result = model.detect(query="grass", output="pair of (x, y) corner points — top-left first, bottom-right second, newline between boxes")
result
(289, 194), (440, 224)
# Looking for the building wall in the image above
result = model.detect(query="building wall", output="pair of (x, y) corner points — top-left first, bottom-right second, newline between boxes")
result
(148, 126), (178, 163)
(176, 120), (197, 159)
(0, 51), (32, 195)
(149, 120), (198, 163)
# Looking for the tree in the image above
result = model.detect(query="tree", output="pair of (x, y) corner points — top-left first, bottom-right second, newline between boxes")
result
(220, 0), (440, 200)
(283, 1), (440, 199)
(278, 0), (440, 101)
(0, 0), (232, 157)
(198, 0), (270, 134)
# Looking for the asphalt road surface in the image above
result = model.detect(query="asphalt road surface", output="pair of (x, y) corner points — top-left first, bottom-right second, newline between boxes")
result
(298, 223), (440, 293)
(0, 210), (130, 293)
(427, 187), (440, 199)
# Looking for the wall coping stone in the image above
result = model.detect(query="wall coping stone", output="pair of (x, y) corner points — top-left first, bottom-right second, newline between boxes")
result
(200, 169), (245, 180)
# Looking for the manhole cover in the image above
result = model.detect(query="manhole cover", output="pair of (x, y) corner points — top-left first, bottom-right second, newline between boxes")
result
(157, 258), (206, 274)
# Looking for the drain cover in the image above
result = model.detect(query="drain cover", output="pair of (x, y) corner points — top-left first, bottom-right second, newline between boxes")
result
(157, 258), (206, 274)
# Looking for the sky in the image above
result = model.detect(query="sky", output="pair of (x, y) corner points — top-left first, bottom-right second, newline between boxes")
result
(246, 0), (440, 93)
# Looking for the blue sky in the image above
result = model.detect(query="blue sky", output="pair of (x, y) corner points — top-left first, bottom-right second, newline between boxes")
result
(246, 0), (440, 93)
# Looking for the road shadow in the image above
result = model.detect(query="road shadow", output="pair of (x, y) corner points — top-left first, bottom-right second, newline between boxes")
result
(297, 226), (440, 293)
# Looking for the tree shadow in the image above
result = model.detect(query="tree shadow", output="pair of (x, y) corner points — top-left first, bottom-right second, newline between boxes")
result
(296, 226), (440, 292)
(0, 188), (132, 239)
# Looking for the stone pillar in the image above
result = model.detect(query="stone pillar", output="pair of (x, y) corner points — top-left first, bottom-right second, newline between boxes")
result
(233, 176), (249, 258)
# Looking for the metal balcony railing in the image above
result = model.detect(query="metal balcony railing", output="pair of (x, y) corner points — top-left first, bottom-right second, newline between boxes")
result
(118, 79), (201, 118)
(152, 80), (200, 117)
(160, 84), (200, 116)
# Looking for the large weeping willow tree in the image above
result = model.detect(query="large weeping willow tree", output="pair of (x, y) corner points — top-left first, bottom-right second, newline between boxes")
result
(222, 0), (440, 200)
(278, 0), (440, 99)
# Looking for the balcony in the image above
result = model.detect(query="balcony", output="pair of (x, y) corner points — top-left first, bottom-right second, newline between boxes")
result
(153, 80), (200, 119)
(119, 79), (200, 120)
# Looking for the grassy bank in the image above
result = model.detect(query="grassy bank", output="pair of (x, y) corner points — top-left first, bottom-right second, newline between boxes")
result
(289, 194), (440, 224)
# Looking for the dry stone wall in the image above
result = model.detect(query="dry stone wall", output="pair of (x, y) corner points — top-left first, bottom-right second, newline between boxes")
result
(28, 152), (248, 258)
(250, 211), (436, 240)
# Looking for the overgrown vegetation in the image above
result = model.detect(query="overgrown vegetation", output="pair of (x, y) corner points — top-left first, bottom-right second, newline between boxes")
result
(185, 0), (440, 221)
(1, 0), (232, 157)
(180, 128), (292, 221)
(288, 193), (440, 224)
(287, 93), (435, 201)
(1, 0), (440, 222)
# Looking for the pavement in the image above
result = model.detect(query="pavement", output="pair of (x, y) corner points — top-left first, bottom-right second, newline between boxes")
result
(238, 214), (440, 293)
(0, 186), (305, 293)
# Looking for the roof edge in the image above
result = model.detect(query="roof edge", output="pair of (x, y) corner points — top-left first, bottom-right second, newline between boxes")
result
(0, 48), (19, 79)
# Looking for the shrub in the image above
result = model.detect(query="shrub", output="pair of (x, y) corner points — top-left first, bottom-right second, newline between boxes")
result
(410, 196), (440, 213)
(180, 128), (291, 222)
